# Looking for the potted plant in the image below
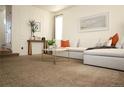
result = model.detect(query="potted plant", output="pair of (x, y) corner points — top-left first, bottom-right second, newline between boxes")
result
(29, 20), (38, 39)
(47, 39), (55, 48)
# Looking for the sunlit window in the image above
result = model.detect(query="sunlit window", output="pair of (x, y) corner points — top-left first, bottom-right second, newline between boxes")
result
(55, 15), (63, 40)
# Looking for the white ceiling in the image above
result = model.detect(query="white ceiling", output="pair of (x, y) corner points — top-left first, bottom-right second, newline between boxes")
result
(34, 5), (73, 12)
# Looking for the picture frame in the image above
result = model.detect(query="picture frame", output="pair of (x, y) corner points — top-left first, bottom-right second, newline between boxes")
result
(79, 13), (109, 32)
(35, 22), (41, 32)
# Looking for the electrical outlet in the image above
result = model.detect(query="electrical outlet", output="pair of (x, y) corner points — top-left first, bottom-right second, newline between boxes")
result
(21, 46), (23, 50)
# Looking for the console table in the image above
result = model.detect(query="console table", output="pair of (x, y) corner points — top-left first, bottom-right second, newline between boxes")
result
(27, 40), (47, 55)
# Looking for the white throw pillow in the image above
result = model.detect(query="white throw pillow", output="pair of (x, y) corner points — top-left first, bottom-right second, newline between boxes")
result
(115, 38), (124, 49)
(106, 39), (112, 46)
(74, 39), (80, 47)
(120, 38), (124, 49)
(102, 39), (112, 47)
(96, 39), (103, 47)
(121, 43), (124, 48)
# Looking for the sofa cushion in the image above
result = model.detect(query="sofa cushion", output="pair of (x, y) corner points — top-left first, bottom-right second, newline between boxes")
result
(66, 47), (87, 52)
(109, 33), (119, 47)
(61, 40), (70, 47)
(84, 49), (124, 58)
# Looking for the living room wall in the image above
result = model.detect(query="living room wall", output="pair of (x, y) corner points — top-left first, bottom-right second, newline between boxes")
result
(12, 6), (54, 55)
(56, 5), (124, 48)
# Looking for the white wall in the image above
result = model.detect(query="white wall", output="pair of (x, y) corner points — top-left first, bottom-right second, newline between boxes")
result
(56, 5), (124, 48)
(12, 6), (54, 55)
(54, 5), (124, 59)
(11, 5), (124, 57)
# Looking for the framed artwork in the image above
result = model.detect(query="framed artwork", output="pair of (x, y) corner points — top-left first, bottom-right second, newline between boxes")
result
(79, 13), (109, 32)
(35, 22), (41, 32)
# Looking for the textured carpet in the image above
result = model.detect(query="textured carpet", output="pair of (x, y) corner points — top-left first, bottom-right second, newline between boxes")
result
(0, 55), (124, 87)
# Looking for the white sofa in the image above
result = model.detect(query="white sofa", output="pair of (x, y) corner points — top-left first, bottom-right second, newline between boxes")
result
(54, 47), (86, 59)
(84, 49), (124, 70)
(55, 39), (87, 59)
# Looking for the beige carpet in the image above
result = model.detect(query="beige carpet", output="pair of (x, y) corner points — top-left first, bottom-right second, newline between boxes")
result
(0, 55), (124, 87)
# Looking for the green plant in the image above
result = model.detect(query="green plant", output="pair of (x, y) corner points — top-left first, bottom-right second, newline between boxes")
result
(47, 40), (55, 45)
(29, 20), (38, 35)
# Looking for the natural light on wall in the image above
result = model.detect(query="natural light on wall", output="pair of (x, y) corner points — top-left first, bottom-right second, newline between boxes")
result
(55, 15), (63, 40)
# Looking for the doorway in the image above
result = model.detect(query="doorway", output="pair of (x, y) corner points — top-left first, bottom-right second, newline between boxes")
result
(0, 5), (12, 49)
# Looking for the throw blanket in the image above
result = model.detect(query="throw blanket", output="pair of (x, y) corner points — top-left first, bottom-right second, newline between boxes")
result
(86, 46), (116, 50)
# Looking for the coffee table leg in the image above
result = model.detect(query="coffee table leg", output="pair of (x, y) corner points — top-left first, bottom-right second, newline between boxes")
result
(41, 50), (44, 61)
(68, 50), (70, 62)
(54, 51), (56, 64)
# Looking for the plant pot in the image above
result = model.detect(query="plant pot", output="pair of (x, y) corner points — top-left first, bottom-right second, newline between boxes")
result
(31, 36), (35, 40)
(49, 45), (54, 49)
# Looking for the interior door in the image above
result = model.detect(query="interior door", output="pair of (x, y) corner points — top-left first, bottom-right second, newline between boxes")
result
(0, 6), (5, 48)
(5, 5), (12, 49)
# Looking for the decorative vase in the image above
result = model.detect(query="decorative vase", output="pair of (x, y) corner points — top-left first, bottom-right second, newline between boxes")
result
(49, 45), (53, 49)
(31, 32), (35, 40)
(33, 36), (35, 40)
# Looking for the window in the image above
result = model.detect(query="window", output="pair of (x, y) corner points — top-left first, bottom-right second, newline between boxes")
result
(55, 15), (63, 40)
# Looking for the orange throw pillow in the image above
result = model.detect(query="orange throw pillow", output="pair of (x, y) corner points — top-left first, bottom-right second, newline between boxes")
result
(61, 40), (70, 47)
(109, 33), (119, 47)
